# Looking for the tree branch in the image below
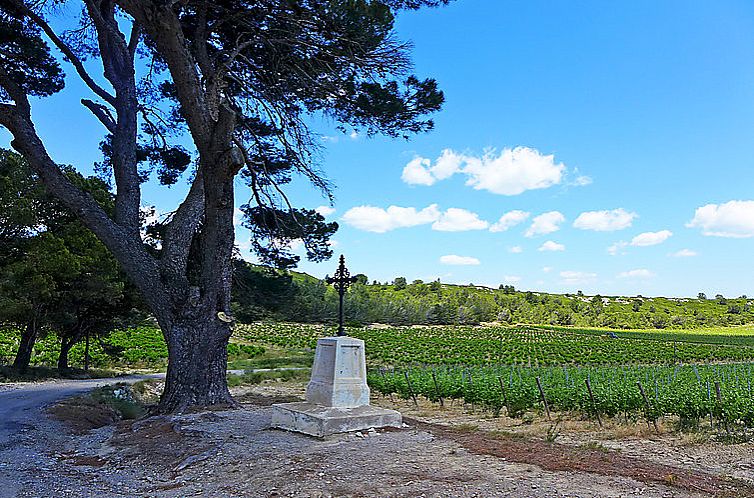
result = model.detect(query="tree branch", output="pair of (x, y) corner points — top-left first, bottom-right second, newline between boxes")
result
(10, 0), (116, 106)
(0, 105), (170, 324)
(0, 69), (31, 116)
(127, 22), (141, 61)
(83, 0), (141, 237)
(116, 0), (212, 150)
(160, 170), (205, 294)
(81, 99), (116, 133)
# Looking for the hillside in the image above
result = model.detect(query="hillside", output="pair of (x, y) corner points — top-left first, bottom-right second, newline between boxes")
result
(233, 262), (754, 330)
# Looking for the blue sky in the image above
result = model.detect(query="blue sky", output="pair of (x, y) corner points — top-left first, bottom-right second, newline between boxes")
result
(4, 0), (754, 297)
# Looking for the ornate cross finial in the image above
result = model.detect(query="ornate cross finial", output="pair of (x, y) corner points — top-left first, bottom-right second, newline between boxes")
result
(325, 255), (358, 336)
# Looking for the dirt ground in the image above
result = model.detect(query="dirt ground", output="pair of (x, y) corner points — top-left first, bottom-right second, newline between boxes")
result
(10, 380), (754, 498)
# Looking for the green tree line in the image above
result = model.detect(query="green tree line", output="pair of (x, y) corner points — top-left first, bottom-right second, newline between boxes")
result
(232, 266), (754, 330)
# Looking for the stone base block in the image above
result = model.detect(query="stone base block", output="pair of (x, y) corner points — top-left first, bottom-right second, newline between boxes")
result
(271, 402), (402, 437)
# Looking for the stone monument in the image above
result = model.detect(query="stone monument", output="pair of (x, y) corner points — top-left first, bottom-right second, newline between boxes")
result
(271, 256), (402, 437)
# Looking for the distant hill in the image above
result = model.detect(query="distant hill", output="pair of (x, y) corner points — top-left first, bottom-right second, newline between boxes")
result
(231, 261), (754, 329)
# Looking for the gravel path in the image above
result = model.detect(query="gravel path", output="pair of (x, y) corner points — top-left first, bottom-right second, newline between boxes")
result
(0, 375), (161, 498)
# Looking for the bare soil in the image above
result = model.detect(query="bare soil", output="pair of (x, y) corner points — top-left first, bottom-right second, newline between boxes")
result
(6, 380), (754, 497)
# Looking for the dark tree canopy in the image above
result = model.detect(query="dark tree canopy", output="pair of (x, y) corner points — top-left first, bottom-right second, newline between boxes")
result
(0, 150), (143, 371)
(0, 0), (447, 411)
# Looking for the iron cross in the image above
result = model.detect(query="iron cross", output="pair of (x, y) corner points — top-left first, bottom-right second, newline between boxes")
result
(325, 255), (359, 336)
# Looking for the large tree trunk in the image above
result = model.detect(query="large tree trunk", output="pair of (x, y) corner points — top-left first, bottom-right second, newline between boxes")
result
(156, 149), (238, 413)
(12, 318), (37, 372)
(158, 316), (235, 413)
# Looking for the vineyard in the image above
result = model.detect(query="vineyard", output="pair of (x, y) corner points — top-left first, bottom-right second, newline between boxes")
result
(238, 322), (754, 430)
(236, 323), (754, 367)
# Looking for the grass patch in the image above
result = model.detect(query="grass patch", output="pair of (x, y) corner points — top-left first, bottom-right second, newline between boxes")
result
(226, 368), (310, 387)
(227, 345), (313, 370)
(49, 383), (147, 432)
(454, 423), (480, 433)
(89, 383), (147, 419)
(488, 429), (526, 440)
(130, 379), (164, 405)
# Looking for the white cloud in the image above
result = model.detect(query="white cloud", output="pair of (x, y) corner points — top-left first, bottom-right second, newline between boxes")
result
(315, 205), (336, 217)
(572, 175), (593, 187)
(432, 149), (466, 181)
(526, 211), (565, 237)
(342, 204), (490, 233)
(504, 275), (521, 284)
(538, 240), (565, 252)
(490, 210), (530, 232)
(440, 254), (481, 266)
(559, 270), (597, 285)
(508, 245), (523, 254)
(342, 204), (440, 233)
(687, 200), (754, 238)
(401, 147), (566, 195)
(432, 208), (489, 232)
(401, 157), (435, 186)
(630, 230), (673, 247)
(607, 241), (628, 256)
(349, 130), (359, 140)
(463, 147), (565, 195)
(542, 266), (553, 273)
(617, 269), (655, 279)
(573, 208), (636, 232)
(670, 248), (697, 257)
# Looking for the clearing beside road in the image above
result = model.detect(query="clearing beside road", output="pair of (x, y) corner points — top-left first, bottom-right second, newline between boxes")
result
(3, 379), (754, 497)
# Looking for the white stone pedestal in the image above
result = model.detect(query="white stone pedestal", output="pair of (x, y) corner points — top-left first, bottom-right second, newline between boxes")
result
(271, 336), (402, 437)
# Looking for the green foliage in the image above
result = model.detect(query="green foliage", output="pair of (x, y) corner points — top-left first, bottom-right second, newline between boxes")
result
(90, 384), (146, 420)
(226, 368), (310, 388)
(369, 363), (754, 430)
(0, 10), (64, 98)
(226, 343), (265, 359)
(229, 262), (754, 330)
(0, 364), (115, 382)
(393, 277), (407, 291)
(1, 325), (265, 370)
(0, 150), (145, 370)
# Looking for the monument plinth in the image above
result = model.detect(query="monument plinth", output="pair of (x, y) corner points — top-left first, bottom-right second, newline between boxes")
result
(306, 336), (370, 407)
(271, 336), (402, 437)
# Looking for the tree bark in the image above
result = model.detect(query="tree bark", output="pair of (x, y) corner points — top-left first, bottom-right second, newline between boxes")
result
(12, 318), (37, 372)
(159, 315), (235, 413)
(58, 337), (74, 371)
(84, 331), (90, 371)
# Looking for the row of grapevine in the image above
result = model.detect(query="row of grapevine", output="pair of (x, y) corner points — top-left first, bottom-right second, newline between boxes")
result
(368, 364), (754, 428)
(236, 323), (754, 366)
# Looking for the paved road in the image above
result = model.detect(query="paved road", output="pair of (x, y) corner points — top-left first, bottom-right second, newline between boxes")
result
(0, 374), (163, 450)
(0, 367), (307, 449)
